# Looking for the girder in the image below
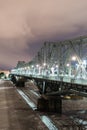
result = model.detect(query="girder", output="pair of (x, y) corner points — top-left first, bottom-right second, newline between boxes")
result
(11, 35), (87, 83)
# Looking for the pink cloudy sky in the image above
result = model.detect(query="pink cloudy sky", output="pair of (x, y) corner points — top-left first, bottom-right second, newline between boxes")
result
(0, 0), (87, 69)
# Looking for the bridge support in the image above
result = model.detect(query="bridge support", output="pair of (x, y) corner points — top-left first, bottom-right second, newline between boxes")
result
(10, 75), (27, 87)
(37, 95), (62, 114)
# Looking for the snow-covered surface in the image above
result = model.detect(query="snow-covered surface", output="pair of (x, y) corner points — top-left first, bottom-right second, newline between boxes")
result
(17, 88), (58, 130)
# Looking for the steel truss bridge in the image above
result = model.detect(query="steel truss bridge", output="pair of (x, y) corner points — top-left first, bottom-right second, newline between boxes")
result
(11, 35), (87, 96)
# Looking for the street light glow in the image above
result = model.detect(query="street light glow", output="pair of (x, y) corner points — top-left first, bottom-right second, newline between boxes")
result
(43, 63), (46, 66)
(32, 65), (34, 68)
(56, 65), (58, 68)
(83, 60), (86, 65)
(72, 56), (76, 61)
(66, 63), (70, 67)
(36, 64), (39, 67)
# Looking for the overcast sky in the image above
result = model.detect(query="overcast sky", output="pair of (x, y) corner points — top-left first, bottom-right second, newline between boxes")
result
(0, 0), (87, 69)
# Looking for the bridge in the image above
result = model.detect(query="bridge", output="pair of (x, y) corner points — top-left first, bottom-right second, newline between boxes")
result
(10, 35), (87, 113)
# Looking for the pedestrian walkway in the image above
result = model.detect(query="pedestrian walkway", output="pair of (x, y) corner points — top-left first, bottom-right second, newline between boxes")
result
(0, 80), (48, 130)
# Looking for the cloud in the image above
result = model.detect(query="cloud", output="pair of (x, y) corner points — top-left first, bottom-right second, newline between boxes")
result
(0, 0), (87, 39)
(0, 0), (87, 69)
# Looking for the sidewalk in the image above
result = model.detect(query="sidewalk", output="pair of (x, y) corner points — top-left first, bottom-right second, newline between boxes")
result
(0, 80), (48, 130)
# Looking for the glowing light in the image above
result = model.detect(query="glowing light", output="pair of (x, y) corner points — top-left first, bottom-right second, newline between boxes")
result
(66, 63), (70, 67)
(43, 63), (46, 66)
(31, 65), (34, 68)
(72, 56), (76, 61)
(36, 64), (39, 67)
(51, 67), (54, 70)
(83, 60), (86, 65)
(76, 63), (78, 66)
(56, 65), (58, 68)
(24, 67), (27, 70)
(27, 66), (30, 69)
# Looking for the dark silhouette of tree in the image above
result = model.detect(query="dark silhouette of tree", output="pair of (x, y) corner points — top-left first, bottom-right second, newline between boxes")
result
(0, 72), (6, 79)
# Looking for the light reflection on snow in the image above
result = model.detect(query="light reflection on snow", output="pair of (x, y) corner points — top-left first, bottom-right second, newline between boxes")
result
(30, 90), (40, 97)
(70, 116), (87, 128)
(17, 89), (58, 130)
(17, 89), (37, 110)
(40, 115), (58, 130)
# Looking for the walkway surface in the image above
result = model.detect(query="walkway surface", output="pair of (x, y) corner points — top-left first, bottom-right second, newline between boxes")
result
(0, 80), (87, 130)
(0, 80), (48, 130)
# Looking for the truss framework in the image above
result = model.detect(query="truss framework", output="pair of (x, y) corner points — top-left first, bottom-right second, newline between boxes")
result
(11, 35), (87, 80)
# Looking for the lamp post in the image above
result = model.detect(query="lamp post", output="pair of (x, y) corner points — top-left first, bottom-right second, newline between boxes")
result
(43, 63), (46, 76)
